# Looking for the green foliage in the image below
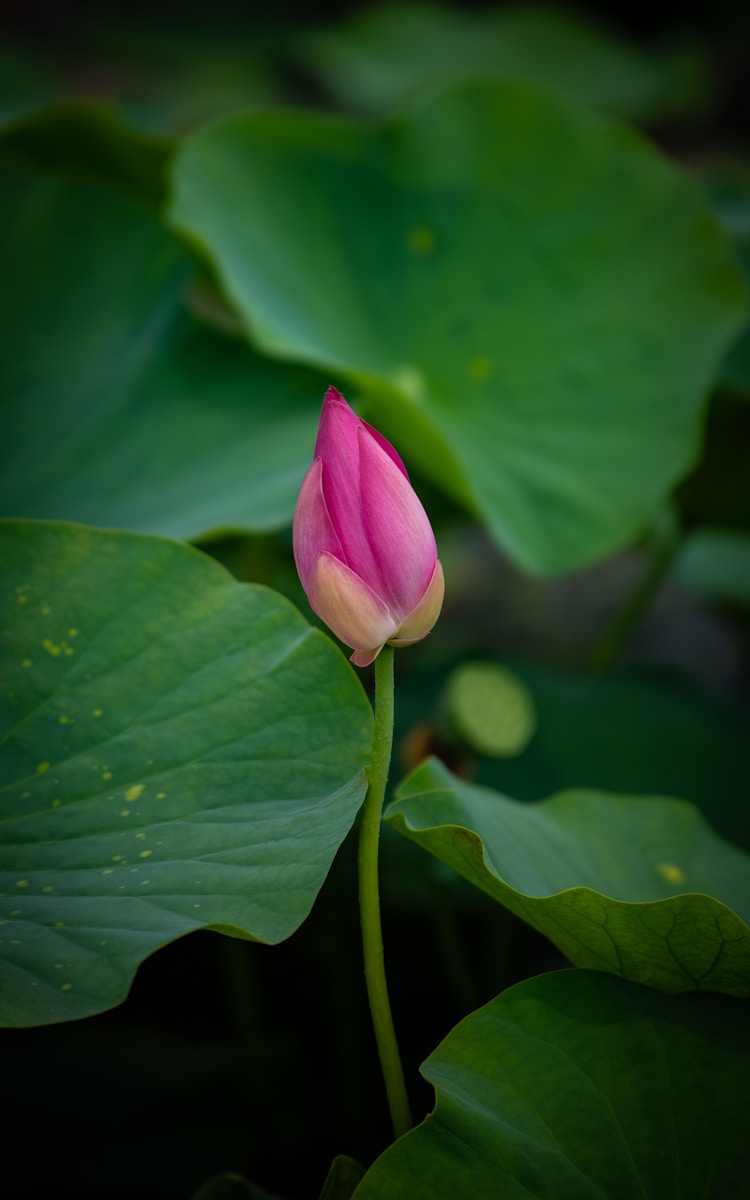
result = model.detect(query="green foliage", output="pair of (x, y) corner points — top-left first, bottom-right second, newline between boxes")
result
(0, 152), (327, 539)
(296, 2), (714, 121)
(193, 1176), (285, 1200)
(703, 159), (750, 396)
(354, 969), (750, 1199)
(171, 80), (746, 573)
(388, 757), (750, 995)
(0, 10), (748, 1195)
(319, 1158), (367, 1200)
(1, 99), (172, 206)
(0, 521), (372, 1025)
(675, 527), (750, 608)
(192, 1156), (365, 1200)
(477, 664), (750, 853)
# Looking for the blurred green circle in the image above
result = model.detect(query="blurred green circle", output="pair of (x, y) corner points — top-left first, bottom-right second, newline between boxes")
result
(445, 662), (536, 757)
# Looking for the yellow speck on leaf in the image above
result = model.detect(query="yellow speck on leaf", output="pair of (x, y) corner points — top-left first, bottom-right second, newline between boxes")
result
(391, 364), (426, 404)
(139, 850), (152, 859)
(125, 785), (144, 803)
(468, 356), (493, 382)
(102, 771), (112, 781)
(92, 709), (103, 717)
(656, 862), (686, 886)
(156, 792), (166, 799)
(21, 659), (32, 668)
(407, 225), (435, 255)
(53, 921), (64, 927)
(37, 762), (50, 773)
(41, 886), (54, 894)
(17, 594), (28, 604)
(61, 983), (72, 991)
(59, 715), (70, 725)
(52, 799), (61, 808)
(68, 629), (78, 637)
(16, 880), (29, 888)
(42, 639), (60, 656)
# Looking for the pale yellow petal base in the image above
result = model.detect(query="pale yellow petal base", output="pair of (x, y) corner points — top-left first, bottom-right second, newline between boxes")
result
(390, 559), (445, 647)
(310, 552), (398, 661)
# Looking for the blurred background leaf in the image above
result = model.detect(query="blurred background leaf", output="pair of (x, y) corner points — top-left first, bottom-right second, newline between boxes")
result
(440, 661), (537, 758)
(294, 2), (716, 122)
(702, 158), (750, 397)
(1, 98), (173, 206)
(675, 527), (750, 608)
(0, 151), (330, 539)
(397, 658), (750, 849)
(171, 80), (746, 574)
(193, 1173), (287, 1200)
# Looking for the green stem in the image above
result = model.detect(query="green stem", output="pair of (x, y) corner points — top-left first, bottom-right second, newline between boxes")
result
(358, 644), (412, 1140)
(587, 504), (681, 676)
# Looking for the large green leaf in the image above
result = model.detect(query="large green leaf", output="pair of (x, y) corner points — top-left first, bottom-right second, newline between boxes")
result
(297, 2), (713, 122)
(0, 521), (372, 1026)
(387, 758), (750, 995)
(170, 80), (746, 573)
(0, 151), (327, 538)
(354, 969), (750, 1199)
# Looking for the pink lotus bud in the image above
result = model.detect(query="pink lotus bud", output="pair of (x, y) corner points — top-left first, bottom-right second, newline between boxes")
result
(293, 387), (444, 667)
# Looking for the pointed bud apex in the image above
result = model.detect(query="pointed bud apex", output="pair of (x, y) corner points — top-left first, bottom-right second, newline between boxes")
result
(293, 387), (444, 666)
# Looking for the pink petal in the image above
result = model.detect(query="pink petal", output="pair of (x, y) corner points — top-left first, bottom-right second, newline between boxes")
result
(308, 551), (398, 657)
(360, 416), (409, 480)
(318, 389), (407, 480)
(292, 458), (343, 592)
(357, 426), (438, 615)
(314, 388), (360, 473)
(390, 558), (445, 646)
(314, 389), (380, 585)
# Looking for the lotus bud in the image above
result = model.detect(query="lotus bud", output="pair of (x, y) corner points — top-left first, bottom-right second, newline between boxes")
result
(293, 387), (444, 667)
